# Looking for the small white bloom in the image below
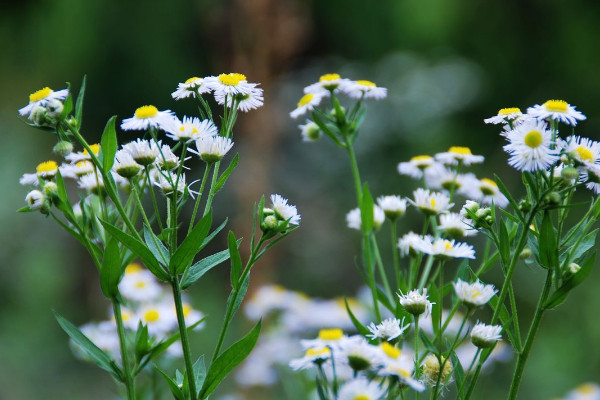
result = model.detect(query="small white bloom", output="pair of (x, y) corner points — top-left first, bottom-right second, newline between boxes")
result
(171, 77), (212, 100)
(484, 107), (525, 125)
(377, 195), (407, 219)
(367, 318), (409, 341)
(113, 150), (142, 179)
(152, 170), (187, 196)
(560, 135), (600, 166)
(204, 73), (255, 97)
(398, 288), (433, 317)
(304, 73), (348, 95)
(527, 99), (586, 126)
(470, 322), (502, 348)
(290, 92), (324, 119)
(26, 190), (45, 210)
(453, 279), (497, 307)
(20, 160), (60, 187)
(76, 322), (120, 360)
(299, 120), (321, 142)
(421, 238), (476, 259)
(503, 119), (560, 171)
(122, 139), (159, 166)
(425, 166), (475, 195)
(189, 135), (234, 163)
(337, 377), (386, 400)
(301, 328), (347, 351)
(270, 194), (301, 225)
(152, 142), (180, 171)
(118, 266), (163, 302)
(59, 161), (95, 179)
(338, 336), (383, 371)
(473, 178), (509, 208)
(215, 85), (264, 112)
(439, 213), (477, 238)
(435, 146), (484, 166)
(165, 116), (218, 142)
(78, 173), (104, 193)
(137, 303), (178, 337)
(346, 206), (385, 230)
(19, 86), (69, 118)
(121, 105), (175, 132)
(289, 347), (332, 371)
(65, 144), (101, 164)
(398, 233), (432, 257)
(339, 79), (387, 100)
(398, 155), (437, 179)
(564, 382), (600, 400)
(411, 188), (453, 216)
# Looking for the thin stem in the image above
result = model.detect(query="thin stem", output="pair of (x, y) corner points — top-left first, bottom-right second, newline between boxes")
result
(189, 163), (212, 235)
(371, 235), (393, 303)
(112, 300), (136, 400)
(145, 166), (164, 231)
(131, 182), (152, 229)
(171, 279), (197, 400)
(345, 139), (363, 202)
(390, 221), (402, 290)
(203, 161), (220, 217)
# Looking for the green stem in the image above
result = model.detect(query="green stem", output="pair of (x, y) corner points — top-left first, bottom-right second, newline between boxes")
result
(390, 221), (402, 290)
(132, 182), (152, 229)
(345, 139), (363, 201)
(371, 234), (393, 303)
(171, 279), (197, 400)
(189, 163), (212, 235)
(417, 255), (435, 289)
(112, 300), (136, 400)
(203, 161), (221, 217)
(145, 166), (164, 231)
(507, 269), (552, 400)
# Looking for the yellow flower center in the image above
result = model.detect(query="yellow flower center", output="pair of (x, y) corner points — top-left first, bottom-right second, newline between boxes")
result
(135, 281), (147, 289)
(306, 347), (331, 357)
(576, 146), (594, 162)
(182, 303), (192, 317)
(544, 99), (568, 112)
(144, 310), (160, 323)
(29, 87), (53, 102)
(36, 160), (58, 174)
(381, 342), (401, 359)
(471, 289), (482, 298)
(575, 384), (596, 394)
(125, 263), (143, 274)
(411, 155), (431, 162)
(354, 396), (371, 400)
(218, 73), (246, 86)
(497, 107), (521, 116)
(318, 328), (343, 341)
(449, 146), (472, 155)
(185, 77), (200, 85)
(83, 144), (101, 156)
(121, 311), (131, 321)
(529, 224), (536, 232)
(135, 105), (159, 119)
(319, 73), (341, 82)
(298, 93), (315, 107)
(480, 178), (497, 188)
(524, 130), (543, 148)
(430, 198), (437, 208)
(444, 241), (453, 251)
(356, 80), (376, 87)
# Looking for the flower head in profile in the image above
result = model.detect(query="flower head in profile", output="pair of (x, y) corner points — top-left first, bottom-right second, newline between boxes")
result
(289, 347), (331, 370)
(113, 151), (142, 179)
(215, 85), (264, 112)
(25, 190), (46, 211)
(19, 86), (69, 118)
(290, 93), (324, 119)
(398, 288), (433, 317)
(189, 135), (234, 164)
(346, 206), (385, 231)
(398, 155), (437, 179)
(560, 135), (600, 167)
(438, 213), (477, 239)
(304, 73), (348, 94)
(340, 80), (387, 100)
(269, 194), (301, 226)
(411, 188), (453, 216)
(20, 160), (60, 186)
(435, 146), (484, 166)
(337, 377), (386, 400)
(422, 238), (476, 260)
(484, 107), (525, 125)
(204, 73), (254, 97)
(165, 117), (218, 142)
(367, 318), (410, 341)
(299, 120), (321, 142)
(453, 279), (497, 307)
(121, 105), (175, 132)
(171, 77), (211, 100)
(470, 322), (502, 349)
(503, 119), (559, 171)
(122, 139), (158, 166)
(527, 99), (586, 126)
(377, 195), (407, 220)
(473, 178), (509, 208)
(398, 233), (432, 257)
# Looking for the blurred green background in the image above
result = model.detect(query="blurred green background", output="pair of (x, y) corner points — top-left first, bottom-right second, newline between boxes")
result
(1, 0), (600, 399)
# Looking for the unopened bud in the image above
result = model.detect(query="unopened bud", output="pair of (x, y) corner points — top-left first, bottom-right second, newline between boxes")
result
(568, 262), (581, 274)
(561, 166), (579, 181)
(43, 181), (59, 198)
(46, 99), (64, 118)
(53, 141), (74, 157)
(519, 199), (531, 213)
(544, 192), (561, 206)
(519, 247), (532, 259)
(31, 106), (47, 125)
(261, 215), (279, 231)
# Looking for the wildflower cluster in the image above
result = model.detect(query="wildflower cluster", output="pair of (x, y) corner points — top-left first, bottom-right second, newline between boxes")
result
(18, 75), (295, 400)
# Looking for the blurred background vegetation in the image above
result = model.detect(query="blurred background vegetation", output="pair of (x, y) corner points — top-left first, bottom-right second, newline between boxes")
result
(1, 0), (600, 398)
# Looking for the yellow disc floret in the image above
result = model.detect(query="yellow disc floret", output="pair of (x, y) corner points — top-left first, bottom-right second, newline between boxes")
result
(449, 146), (472, 155)
(36, 160), (58, 174)
(135, 281), (147, 289)
(318, 328), (343, 341)
(298, 93), (315, 107)
(524, 130), (543, 148)
(185, 77), (200, 84)
(83, 143), (101, 156)
(544, 100), (568, 112)
(319, 73), (341, 82)
(411, 155), (431, 162)
(356, 80), (376, 87)
(144, 310), (160, 323)
(135, 105), (159, 119)
(29, 87), (53, 103)
(381, 342), (401, 359)
(575, 384), (597, 394)
(498, 107), (521, 116)
(354, 396), (371, 400)
(125, 263), (143, 274)
(576, 146), (594, 162)
(306, 347), (331, 357)
(218, 73), (247, 86)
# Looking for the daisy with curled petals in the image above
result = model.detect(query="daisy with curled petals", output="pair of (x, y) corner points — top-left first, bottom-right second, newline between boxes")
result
(121, 105), (175, 132)
(453, 279), (497, 307)
(165, 116), (218, 142)
(340, 80), (387, 100)
(421, 238), (476, 260)
(337, 377), (386, 400)
(269, 194), (301, 226)
(527, 99), (586, 126)
(560, 135), (600, 166)
(112, 151), (142, 179)
(20, 161), (59, 186)
(377, 195), (407, 219)
(214, 85), (264, 112)
(435, 146), (484, 166)
(304, 73), (348, 94)
(25, 190), (45, 210)
(367, 318), (410, 341)
(398, 155), (438, 179)
(171, 77), (211, 100)
(189, 135), (234, 164)
(484, 107), (525, 125)
(411, 188), (453, 216)
(290, 92), (324, 119)
(503, 119), (560, 172)
(19, 86), (69, 118)
(470, 322), (502, 349)
(204, 73), (254, 97)
(122, 139), (158, 166)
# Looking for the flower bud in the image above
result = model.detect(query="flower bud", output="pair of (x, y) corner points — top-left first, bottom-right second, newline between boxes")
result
(544, 192), (561, 206)
(519, 247), (533, 259)
(422, 355), (452, 385)
(31, 106), (47, 125)
(261, 214), (279, 231)
(568, 262), (581, 274)
(561, 166), (579, 181)
(46, 99), (64, 119)
(43, 181), (59, 199)
(53, 141), (74, 157)
(519, 199), (531, 213)
(26, 190), (48, 213)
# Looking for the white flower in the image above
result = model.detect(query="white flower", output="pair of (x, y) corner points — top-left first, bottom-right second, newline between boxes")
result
(411, 188), (453, 216)
(19, 86), (69, 118)
(204, 73), (255, 97)
(121, 105), (175, 132)
(527, 99), (586, 126)
(78, 173), (104, 192)
(340, 80), (387, 100)
(398, 233), (432, 257)
(503, 119), (560, 171)
(59, 161), (96, 180)
(152, 171), (187, 196)
(338, 336), (383, 371)
(152, 142), (180, 171)
(398, 288), (433, 317)
(20, 160), (60, 186)
(270, 194), (301, 225)
(113, 151), (142, 179)
(435, 146), (484, 166)
(470, 322), (502, 348)
(189, 135), (234, 163)
(136, 303), (178, 337)
(439, 213), (477, 238)
(453, 279), (497, 307)
(290, 92), (324, 119)
(377, 344), (425, 392)
(171, 77), (212, 100)
(484, 107), (525, 125)
(560, 135), (600, 166)
(299, 120), (321, 142)
(584, 164), (600, 194)
(25, 190), (45, 210)
(564, 383), (600, 400)
(398, 155), (437, 179)
(215, 85), (264, 112)
(65, 144), (101, 164)
(304, 73), (348, 95)
(421, 238), (476, 259)
(118, 264), (163, 302)
(165, 116), (218, 142)
(122, 139), (159, 166)
(301, 328), (347, 351)
(425, 166), (475, 195)
(346, 206), (385, 230)
(289, 347), (331, 371)
(337, 377), (386, 400)
(367, 318), (409, 341)
(377, 195), (407, 219)
(473, 178), (509, 208)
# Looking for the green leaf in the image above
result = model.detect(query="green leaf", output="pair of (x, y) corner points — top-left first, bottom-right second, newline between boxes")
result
(544, 252), (596, 309)
(155, 366), (184, 400)
(539, 212), (558, 270)
(418, 329), (438, 354)
(214, 154), (239, 193)
(170, 211), (212, 274)
(193, 356), (207, 396)
(135, 322), (151, 363)
(100, 219), (169, 281)
(450, 350), (465, 388)
(561, 229), (597, 266)
(100, 116), (118, 173)
(311, 111), (344, 147)
(199, 320), (262, 398)
(75, 75), (87, 126)
(201, 218), (228, 249)
(228, 231), (243, 289)
(61, 91), (73, 119)
(17, 206), (33, 213)
(344, 298), (371, 338)
(226, 273), (251, 323)
(181, 247), (233, 290)
(497, 220), (510, 265)
(53, 310), (123, 381)
(100, 239), (123, 298)
(494, 175), (521, 217)
(359, 184), (374, 234)
(488, 296), (519, 351)
(144, 226), (170, 266)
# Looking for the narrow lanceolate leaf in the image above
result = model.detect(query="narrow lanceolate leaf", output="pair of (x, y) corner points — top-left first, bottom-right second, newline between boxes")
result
(53, 310), (123, 381)
(100, 116), (118, 173)
(144, 226), (170, 266)
(199, 320), (262, 399)
(494, 175), (521, 217)
(75, 75), (87, 126)
(344, 298), (371, 338)
(228, 231), (243, 289)
(193, 356), (207, 396)
(359, 183), (374, 234)
(100, 219), (169, 281)
(214, 154), (239, 193)
(155, 367), (184, 400)
(134, 322), (151, 363)
(61, 90), (73, 119)
(544, 252), (596, 309)
(181, 246), (234, 290)
(539, 212), (558, 270)
(450, 350), (465, 388)
(170, 211), (212, 274)
(100, 239), (123, 298)
(497, 220), (510, 265)
(489, 296), (519, 351)
(201, 218), (228, 249)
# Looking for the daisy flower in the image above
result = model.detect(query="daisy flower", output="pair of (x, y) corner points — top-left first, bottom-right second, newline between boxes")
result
(398, 233), (432, 257)
(377, 195), (407, 219)
(484, 107), (525, 125)
(214, 85), (264, 112)
(19, 160), (59, 186)
(301, 328), (347, 350)
(453, 279), (497, 307)
(122, 139), (158, 166)
(564, 383), (600, 400)
(346, 206), (385, 230)
(438, 213), (477, 238)
(397, 155), (437, 179)
(152, 142), (180, 171)
(584, 164), (600, 194)
(411, 188), (453, 216)
(290, 92), (324, 119)
(78, 173), (104, 193)
(435, 146), (484, 166)
(269, 194), (301, 226)
(473, 178), (509, 208)
(527, 99), (586, 126)
(165, 116), (218, 142)
(367, 318), (410, 341)
(65, 143), (101, 163)
(171, 77), (212, 100)
(377, 344), (425, 392)
(337, 377), (386, 400)
(112, 151), (142, 179)
(121, 105), (175, 132)
(299, 120), (321, 142)
(59, 161), (96, 180)
(152, 171), (187, 196)
(118, 266), (163, 302)
(136, 303), (178, 337)
(470, 322), (502, 348)
(340, 80), (387, 100)
(289, 347), (331, 371)
(19, 86), (69, 118)
(77, 322), (121, 360)
(338, 336), (383, 371)
(398, 288), (433, 317)
(189, 135), (234, 163)
(204, 73), (254, 97)
(421, 238), (476, 260)
(560, 135), (600, 166)
(503, 119), (560, 171)
(25, 190), (45, 210)
(425, 166), (475, 195)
